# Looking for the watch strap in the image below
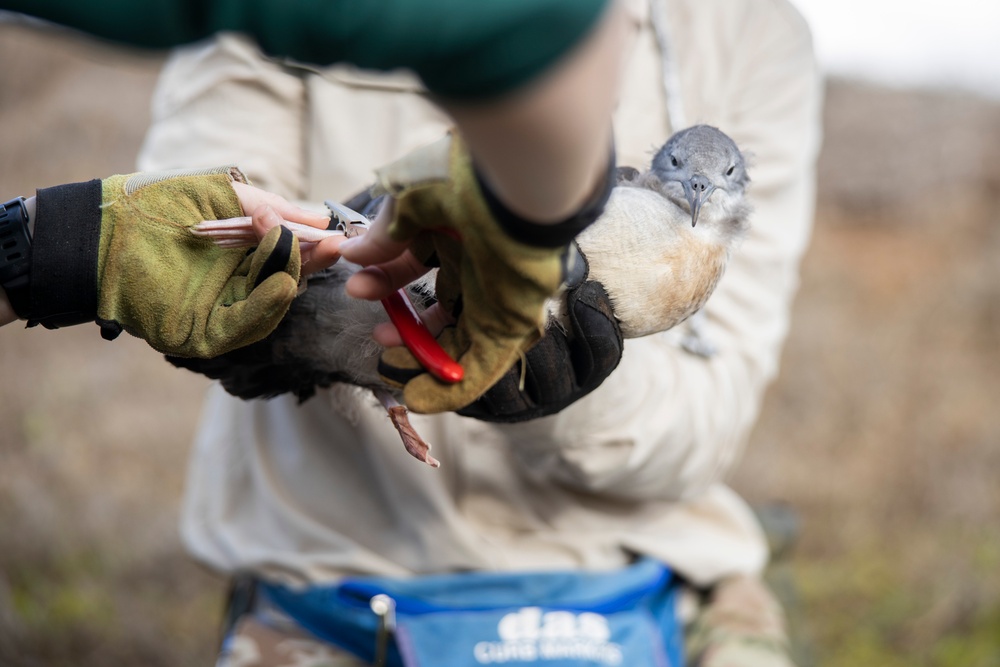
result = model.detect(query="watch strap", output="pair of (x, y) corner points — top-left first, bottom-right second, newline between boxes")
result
(0, 197), (32, 318)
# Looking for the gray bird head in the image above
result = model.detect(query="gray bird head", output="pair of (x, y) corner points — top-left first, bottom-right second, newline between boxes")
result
(649, 124), (749, 227)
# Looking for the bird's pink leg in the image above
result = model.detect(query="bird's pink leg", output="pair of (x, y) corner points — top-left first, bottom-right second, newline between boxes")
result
(373, 388), (440, 468)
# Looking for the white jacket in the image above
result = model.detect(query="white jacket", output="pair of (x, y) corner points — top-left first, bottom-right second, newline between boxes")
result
(138, 0), (822, 588)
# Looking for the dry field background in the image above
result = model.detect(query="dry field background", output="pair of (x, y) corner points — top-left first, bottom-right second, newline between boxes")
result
(1, 19), (998, 667)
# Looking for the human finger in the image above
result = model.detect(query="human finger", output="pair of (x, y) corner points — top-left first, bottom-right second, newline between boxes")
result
(345, 249), (429, 301)
(337, 199), (408, 267)
(301, 235), (345, 276)
(233, 181), (330, 228)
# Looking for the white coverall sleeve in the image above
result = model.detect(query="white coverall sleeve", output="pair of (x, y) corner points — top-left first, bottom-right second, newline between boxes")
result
(496, 1), (823, 502)
(137, 34), (308, 199)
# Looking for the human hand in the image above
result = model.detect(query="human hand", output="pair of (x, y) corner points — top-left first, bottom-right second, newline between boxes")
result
(338, 134), (578, 414)
(230, 181), (343, 277)
(456, 275), (623, 423)
(90, 167), (330, 357)
(369, 252), (624, 423)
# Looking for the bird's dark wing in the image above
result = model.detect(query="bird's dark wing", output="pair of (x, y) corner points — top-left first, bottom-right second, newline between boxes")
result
(166, 267), (365, 403)
(166, 339), (337, 403)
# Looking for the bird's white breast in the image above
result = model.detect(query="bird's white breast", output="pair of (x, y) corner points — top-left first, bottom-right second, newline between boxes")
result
(565, 186), (731, 338)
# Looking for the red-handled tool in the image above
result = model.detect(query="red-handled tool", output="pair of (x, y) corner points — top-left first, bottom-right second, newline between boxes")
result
(381, 290), (463, 383)
(327, 199), (464, 385)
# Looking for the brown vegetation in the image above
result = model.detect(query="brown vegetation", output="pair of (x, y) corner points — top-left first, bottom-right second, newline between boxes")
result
(734, 80), (1000, 665)
(1, 19), (998, 667)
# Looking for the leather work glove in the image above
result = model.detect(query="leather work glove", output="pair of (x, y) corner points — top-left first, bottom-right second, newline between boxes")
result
(371, 133), (589, 414)
(456, 252), (624, 423)
(27, 167), (301, 357)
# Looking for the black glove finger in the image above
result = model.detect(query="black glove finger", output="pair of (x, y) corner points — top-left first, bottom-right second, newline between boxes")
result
(521, 326), (577, 405)
(456, 362), (535, 421)
(456, 322), (578, 423)
(566, 280), (623, 390)
(457, 279), (622, 424)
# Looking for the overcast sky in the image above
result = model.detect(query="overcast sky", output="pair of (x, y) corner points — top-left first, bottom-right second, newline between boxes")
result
(787, 0), (1000, 99)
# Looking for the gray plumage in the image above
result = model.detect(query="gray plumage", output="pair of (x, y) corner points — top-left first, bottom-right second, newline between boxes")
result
(646, 123), (751, 227)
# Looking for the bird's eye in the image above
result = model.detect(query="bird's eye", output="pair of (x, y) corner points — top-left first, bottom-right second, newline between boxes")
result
(726, 166), (735, 176)
(670, 155), (679, 167)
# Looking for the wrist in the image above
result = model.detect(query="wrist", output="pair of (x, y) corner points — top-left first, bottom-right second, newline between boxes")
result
(474, 145), (616, 249)
(24, 196), (36, 236)
(0, 290), (16, 326)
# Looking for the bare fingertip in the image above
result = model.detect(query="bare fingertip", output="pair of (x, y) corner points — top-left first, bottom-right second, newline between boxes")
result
(372, 321), (403, 347)
(338, 236), (360, 254)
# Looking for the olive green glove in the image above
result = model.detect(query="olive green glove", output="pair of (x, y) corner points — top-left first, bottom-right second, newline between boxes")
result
(373, 134), (578, 414)
(27, 167), (301, 358)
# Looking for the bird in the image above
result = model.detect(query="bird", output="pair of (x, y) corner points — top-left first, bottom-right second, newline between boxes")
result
(175, 124), (751, 465)
(575, 124), (751, 338)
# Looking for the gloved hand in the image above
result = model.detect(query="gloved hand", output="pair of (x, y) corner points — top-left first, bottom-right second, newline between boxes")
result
(27, 167), (306, 357)
(456, 255), (624, 422)
(365, 133), (589, 414)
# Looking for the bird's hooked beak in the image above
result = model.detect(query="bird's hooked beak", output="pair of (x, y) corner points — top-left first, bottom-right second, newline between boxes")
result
(682, 174), (716, 227)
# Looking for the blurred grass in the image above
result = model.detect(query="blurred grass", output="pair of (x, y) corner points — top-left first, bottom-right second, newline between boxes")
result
(734, 80), (1000, 666)
(2, 17), (1000, 667)
(791, 533), (1000, 667)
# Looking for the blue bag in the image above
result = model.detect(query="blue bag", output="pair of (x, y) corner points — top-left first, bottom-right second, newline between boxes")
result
(259, 558), (684, 667)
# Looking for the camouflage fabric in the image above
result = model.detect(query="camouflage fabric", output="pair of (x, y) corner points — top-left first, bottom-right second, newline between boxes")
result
(685, 575), (796, 667)
(218, 615), (366, 667)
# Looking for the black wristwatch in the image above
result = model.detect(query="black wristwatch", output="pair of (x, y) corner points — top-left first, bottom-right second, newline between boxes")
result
(0, 196), (32, 318)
